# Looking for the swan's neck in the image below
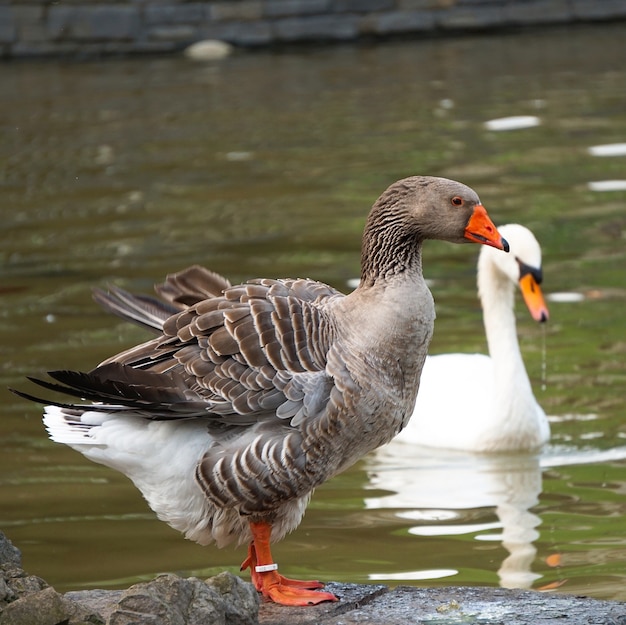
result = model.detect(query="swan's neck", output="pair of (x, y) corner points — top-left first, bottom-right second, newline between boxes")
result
(478, 256), (535, 414)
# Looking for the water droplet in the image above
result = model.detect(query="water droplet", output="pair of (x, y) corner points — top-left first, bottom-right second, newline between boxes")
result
(540, 324), (547, 392)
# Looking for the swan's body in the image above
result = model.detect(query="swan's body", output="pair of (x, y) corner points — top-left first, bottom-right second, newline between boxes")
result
(13, 176), (508, 605)
(393, 224), (549, 452)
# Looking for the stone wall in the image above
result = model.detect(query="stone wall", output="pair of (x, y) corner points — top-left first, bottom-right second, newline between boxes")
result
(1, 0), (625, 59)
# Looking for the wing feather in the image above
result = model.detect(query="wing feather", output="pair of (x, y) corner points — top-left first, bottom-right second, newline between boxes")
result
(16, 276), (344, 431)
(155, 264), (232, 307)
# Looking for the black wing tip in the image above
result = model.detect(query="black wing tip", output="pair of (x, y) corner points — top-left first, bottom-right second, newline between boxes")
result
(12, 365), (210, 419)
(12, 370), (99, 407)
(9, 380), (116, 412)
(10, 386), (54, 406)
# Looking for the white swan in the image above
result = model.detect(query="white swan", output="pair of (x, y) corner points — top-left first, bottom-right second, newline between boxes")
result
(394, 224), (550, 452)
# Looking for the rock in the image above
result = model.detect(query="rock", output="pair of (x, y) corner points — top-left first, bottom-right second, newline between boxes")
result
(0, 567), (99, 625)
(2, 532), (625, 625)
(0, 530), (257, 624)
(61, 595), (105, 625)
(1, 532), (53, 624)
(68, 572), (259, 625)
(64, 589), (123, 624)
(0, 579), (11, 605)
(205, 572), (259, 625)
(0, 534), (20, 568)
(0, 587), (67, 625)
(258, 583), (626, 625)
(2, 570), (48, 601)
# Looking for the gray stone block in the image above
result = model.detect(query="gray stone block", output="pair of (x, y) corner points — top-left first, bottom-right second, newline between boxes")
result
(201, 19), (273, 45)
(11, 6), (47, 42)
(437, 5), (505, 28)
(149, 24), (198, 41)
(570, 0), (626, 20)
(263, 0), (330, 18)
(10, 41), (81, 57)
(0, 6), (15, 44)
(458, 0), (507, 4)
(274, 14), (358, 41)
(398, 0), (455, 8)
(210, 2), (264, 22)
(363, 9), (436, 34)
(504, 0), (571, 24)
(334, 0), (395, 13)
(145, 3), (209, 25)
(3, 2), (626, 66)
(47, 5), (140, 41)
(88, 39), (181, 55)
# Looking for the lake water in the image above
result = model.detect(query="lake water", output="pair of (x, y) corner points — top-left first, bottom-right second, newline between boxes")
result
(0, 23), (625, 602)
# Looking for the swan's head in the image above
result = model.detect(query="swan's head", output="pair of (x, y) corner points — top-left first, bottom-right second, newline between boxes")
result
(480, 224), (549, 323)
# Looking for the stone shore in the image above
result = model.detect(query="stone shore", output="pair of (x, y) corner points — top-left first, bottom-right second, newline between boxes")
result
(2, 531), (625, 625)
(1, 0), (626, 60)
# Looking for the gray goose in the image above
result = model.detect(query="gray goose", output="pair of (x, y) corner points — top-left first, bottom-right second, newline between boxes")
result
(13, 176), (508, 606)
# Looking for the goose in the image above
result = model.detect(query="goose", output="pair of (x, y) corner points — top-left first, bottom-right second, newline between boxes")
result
(392, 223), (549, 452)
(12, 176), (508, 606)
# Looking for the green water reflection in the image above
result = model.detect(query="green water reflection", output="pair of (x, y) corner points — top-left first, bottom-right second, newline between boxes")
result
(0, 23), (625, 600)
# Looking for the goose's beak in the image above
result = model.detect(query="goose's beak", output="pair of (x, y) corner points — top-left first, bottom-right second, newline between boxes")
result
(519, 273), (549, 322)
(464, 204), (510, 252)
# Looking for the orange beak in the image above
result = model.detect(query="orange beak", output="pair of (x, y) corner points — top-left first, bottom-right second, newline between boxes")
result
(464, 204), (509, 252)
(519, 273), (549, 322)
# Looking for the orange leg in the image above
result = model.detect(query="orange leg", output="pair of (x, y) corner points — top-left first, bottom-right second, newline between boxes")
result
(240, 520), (338, 606)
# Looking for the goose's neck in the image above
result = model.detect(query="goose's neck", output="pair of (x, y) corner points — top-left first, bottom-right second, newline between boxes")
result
(478, 257), (533, 401)
(359, 199), (424, 287)
(341, 204), (432, 449)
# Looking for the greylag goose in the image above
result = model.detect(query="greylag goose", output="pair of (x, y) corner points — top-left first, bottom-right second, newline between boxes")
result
(393, 224), (549, 452)
(12, 176), (508, 606)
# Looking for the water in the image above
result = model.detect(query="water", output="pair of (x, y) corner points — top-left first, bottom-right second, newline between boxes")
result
(1, 23), (625, 601)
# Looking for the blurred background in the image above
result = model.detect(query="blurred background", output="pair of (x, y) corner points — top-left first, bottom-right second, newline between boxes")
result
(0, 13), (625, 602)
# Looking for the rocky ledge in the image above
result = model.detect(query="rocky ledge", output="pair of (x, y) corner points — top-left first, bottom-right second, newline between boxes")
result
(1, 531), (624, 625)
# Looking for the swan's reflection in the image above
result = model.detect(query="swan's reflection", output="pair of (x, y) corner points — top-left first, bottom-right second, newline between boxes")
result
(364, 439), (626, 589)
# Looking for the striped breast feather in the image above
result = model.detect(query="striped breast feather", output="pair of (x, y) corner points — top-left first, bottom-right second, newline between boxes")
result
(195, 427), (309, 513)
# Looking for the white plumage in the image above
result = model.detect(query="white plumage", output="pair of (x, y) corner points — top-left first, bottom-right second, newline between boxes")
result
(394, 224), (550, 452)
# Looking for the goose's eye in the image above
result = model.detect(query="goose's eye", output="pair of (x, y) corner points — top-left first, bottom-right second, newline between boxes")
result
(451, 196), (464, 206)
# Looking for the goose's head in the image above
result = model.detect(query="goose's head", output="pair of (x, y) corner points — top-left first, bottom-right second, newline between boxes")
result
(480, 223), (549, 322)
(360, 177), (509, 286)
(362, 176), (508, 263)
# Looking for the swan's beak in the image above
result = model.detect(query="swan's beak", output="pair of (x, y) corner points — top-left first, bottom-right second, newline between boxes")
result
(464, 204), (510, 252)
(519, 273), (549, 322)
